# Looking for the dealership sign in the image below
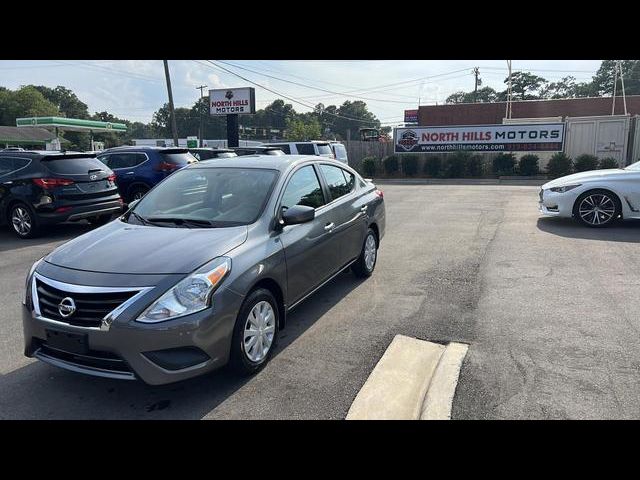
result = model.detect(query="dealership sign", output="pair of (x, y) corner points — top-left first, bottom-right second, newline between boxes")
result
(404, 109), (418, 123)
(394, 123), (566, 153)
(209, 87), (256, 115)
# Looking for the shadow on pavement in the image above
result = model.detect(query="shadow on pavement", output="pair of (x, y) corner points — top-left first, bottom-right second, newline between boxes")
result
(536, 217), (640, 243)
(0, 270), (363, 420)
(0, 222), (96, 253)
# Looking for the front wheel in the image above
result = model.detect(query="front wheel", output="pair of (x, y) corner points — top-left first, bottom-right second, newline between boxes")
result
(352, 228), (378, 278)
(574, 190), (621, 228)
(229, 288), (279, 375)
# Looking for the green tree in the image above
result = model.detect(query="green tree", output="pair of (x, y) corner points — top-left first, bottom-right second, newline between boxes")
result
(505, 71), (548, 100)
(590, 60), (638, 96)
(31, 85), (90, 119)
(0, 86), (59, 125)
(446, 87), (497, 104)
(286, 117), (321, 141)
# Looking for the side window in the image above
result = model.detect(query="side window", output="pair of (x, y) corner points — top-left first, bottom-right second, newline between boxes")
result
(319, 164), (353, 201)
(123, 153), (147, 168)
(0, 158), (13, 176)
(11, 158), (30, 171)
(281, 165), (325, 210)
(296, 143), (316, 155)
(97, 154), (110, 167)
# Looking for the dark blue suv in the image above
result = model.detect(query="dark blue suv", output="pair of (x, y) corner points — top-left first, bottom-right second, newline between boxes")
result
(97, 147), (198, 202)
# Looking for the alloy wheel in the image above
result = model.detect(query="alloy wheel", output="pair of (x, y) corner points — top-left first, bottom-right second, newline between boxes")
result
(578, 193), (616, 226)
(364, 234), (377, 271)
(243, 301), (276, 363)
(11, 207), (32, 236)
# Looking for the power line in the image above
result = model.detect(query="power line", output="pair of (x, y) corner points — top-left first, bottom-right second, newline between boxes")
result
(197, 60), (380, 125)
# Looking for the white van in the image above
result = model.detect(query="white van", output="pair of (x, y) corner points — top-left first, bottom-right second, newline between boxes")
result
(266, 141), (335, 159)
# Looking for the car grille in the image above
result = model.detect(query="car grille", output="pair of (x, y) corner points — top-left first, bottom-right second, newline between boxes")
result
(36, 278), (138, 328)
(36, 343), (135, 378)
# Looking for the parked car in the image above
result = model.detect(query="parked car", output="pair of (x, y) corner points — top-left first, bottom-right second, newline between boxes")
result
(2, 147), (25, 152)
(97, 146), (198, 202)
(266, 141), (335, 158)
(539, 160), (640, 227)
(0, 151), (123, 238)
(22, 155), (385, 384)
(329, 142), (348, 164)
(232, 146), (285, 156)
(188, 148), (237, 161)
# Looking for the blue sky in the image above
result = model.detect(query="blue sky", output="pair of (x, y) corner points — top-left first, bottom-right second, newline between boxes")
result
(0, 60), (603, 126)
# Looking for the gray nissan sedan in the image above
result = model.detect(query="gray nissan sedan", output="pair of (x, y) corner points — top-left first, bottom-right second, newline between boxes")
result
(22, 155), (385, 384)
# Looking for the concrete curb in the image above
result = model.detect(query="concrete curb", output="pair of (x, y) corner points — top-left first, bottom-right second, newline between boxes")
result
(372, 178), (546, 186)
(346, 335), (469, 420)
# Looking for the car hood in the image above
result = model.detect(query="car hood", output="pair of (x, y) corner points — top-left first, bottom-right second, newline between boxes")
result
(45, 220), (248, 275)
(542, 168), (628, 189)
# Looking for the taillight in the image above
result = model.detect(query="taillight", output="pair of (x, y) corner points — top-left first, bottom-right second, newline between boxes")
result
(155, 161), (181, 172)
(375, 189), (384, 199)
(55, 206), (72, 214)
(107, 174), (116, 182)
(33, 178), (75, 189)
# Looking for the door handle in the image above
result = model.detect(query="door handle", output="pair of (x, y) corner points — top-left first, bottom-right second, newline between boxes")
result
(125, 172), (134, 175)
(324, 222), (335, 231)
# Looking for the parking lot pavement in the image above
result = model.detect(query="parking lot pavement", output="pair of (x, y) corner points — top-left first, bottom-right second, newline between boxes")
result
(1, 185), (639, 419)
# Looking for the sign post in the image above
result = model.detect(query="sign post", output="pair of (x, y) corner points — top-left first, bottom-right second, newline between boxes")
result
(209, 87), (256, 148)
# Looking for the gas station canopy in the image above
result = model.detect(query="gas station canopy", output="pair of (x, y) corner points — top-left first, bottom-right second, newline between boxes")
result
(16, 116), (127, 133)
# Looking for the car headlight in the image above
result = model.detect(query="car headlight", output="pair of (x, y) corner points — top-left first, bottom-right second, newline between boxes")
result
(23, 257), (44, 305)
(137, 257), (231, 323)
(550, 184), (581, 193)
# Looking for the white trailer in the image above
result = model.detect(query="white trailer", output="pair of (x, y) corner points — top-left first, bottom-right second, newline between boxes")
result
(564, 115), (631, 166)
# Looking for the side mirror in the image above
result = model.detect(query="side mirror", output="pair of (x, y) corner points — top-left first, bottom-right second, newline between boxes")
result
(127, 199), (140, 210)
(281, 205), (315, 226)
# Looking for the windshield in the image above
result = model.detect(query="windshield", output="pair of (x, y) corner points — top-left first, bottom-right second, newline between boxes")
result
(624, 160), (640, 171)
(130, 167), (279, 227)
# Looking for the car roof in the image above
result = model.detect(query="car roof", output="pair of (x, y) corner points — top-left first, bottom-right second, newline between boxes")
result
(188, 154), (350, 172)
(0, 150), (97, 159)
(102, 145), (189, 152)
(267, 140), (330, 145)
(190, 147), (235, 152)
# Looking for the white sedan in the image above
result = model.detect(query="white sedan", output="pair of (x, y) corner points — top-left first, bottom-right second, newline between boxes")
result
(539, 160), (640, 227)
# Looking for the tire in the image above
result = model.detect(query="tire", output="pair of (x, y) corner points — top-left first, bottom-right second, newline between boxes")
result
(229, 288), (279, 375)
(128, 186), (149, 203)
(573, 189), (621, 228)
(352, 228), (378, 278)
(88, 214), (113, 226)
(9, 203), (40, 239)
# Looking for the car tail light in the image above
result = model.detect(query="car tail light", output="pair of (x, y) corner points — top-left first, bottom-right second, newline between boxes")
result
(33, 178), (75, 189)
(55, 206), (72, 214)
(375, 189), (384, 199)
(154, 161), (181, 172)
(107, 174), (117, 182)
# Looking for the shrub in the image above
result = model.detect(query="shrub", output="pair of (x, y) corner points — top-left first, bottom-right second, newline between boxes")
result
(361, 156), (377, 177)
(518, 154), (540, 176)
(492, 153), (516, 176)
(402, 155), (419, 176)
(573, 154), (599, 172)
(441, 152), (468, 177)
(467, 154), (484, 177)
(424, 156), (442, 177)
(599, 157), (620, 169)
(382, 155), (399, 175)
(546, 152), (573, 178)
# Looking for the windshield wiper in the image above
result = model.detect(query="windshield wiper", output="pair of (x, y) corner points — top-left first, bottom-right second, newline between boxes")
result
(127, 211), (155, 226)
(146, 217), (215, 228)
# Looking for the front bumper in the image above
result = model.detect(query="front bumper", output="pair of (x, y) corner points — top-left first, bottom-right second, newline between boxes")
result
(538, 188), (580, 218)
(23, 272), (244, 385)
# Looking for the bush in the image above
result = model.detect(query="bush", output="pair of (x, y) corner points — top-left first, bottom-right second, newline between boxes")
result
(546, 152), (573, 178)
(441, 152), (469, 177)
(573, 154), (599, 172)
(492, 153), (516, 176)
(467, 154), (484, 177)
(518, 154), (540, 176)
(402, 155), (419, 176)
(382, 155), (399, 175)
(361, 156), (377, 177)
(424, 156), (442, 177)
(599, 157), (620, 169)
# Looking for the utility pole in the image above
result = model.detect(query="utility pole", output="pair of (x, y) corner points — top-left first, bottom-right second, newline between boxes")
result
(196, 84), (207, 147)
(473, 67), (480, 102)
(505, 60), (513, 119)
(163, 60), (179, 147)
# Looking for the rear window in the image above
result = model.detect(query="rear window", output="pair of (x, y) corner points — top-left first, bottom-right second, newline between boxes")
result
(43, 156), (110, 175)
(316, 144), (333, 156)
(160, 152), (198, 165)
(296, 143), (316, 155)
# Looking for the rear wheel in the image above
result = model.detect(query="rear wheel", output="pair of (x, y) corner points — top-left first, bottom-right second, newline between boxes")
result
(10, 203), (39, 239)
(352, 228), (378, 278)
(128, 186), (149, 203)
(229, 288), (279, 375)
(574, 190), (621, 228)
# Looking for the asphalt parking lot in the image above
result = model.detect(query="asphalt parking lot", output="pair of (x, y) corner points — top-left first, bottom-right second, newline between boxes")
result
(1, 183), (639, 419)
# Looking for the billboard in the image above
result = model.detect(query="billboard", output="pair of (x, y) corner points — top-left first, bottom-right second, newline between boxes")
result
(394, 123), (566, 153)
(209, 87), (256, 115)
(404, 109), (419, 123)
